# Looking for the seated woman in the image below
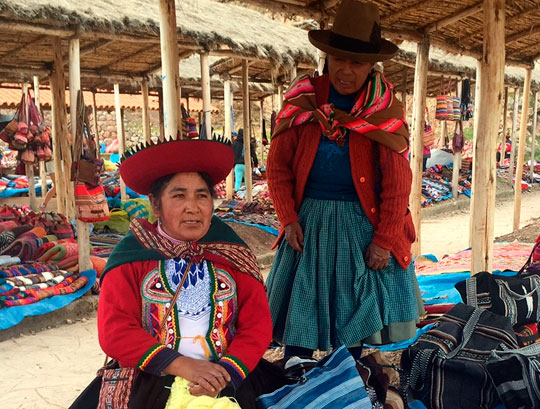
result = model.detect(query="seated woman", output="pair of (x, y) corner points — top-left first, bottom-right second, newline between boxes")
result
(97, 139), (272, 407)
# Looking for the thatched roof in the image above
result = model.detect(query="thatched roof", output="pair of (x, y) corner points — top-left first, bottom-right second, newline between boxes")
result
(0, 0), (317, 91)
(222, 0), (540, 68)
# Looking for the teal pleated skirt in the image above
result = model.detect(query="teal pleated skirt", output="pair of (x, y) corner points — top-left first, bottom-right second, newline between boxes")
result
(267, 198), (424, 351)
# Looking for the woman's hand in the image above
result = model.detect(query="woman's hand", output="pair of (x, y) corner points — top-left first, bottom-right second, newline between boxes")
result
(163, 356), (231, 396)
(365, 242), (390, 270)
(285, 221), (304, 252)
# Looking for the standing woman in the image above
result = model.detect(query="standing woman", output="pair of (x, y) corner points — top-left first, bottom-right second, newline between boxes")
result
(266, 0), (423, 359)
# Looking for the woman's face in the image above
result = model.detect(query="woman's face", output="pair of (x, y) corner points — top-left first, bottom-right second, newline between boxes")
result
(327, 55), (374, 95)
(151, 172), (213, 242)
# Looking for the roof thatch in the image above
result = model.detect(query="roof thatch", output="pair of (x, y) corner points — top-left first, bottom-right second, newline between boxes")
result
(0, 0), (317, 91)
(222, 0), (540, 67)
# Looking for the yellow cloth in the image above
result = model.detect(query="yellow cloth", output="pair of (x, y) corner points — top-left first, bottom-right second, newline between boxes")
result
(165, 377), (241, 409)
(103, 159), (116, 172)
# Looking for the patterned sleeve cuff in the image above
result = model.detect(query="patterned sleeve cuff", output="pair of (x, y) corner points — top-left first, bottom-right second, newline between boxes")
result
(217, 355), (249, 391)
(137, 344), (182, 376)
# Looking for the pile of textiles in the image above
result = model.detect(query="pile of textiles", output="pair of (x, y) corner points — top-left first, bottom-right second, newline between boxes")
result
(101, 171), (140, 199)
(0, 205), (74, 240)
(0, 174), (50, 197)
(89, 234), (123, 258)
(0, 260), (88, 308)
(421, 164), (472, 207)
(215, 195), (280, 235)
(497, 163), (539, 188)
(233, 180), (272, 201)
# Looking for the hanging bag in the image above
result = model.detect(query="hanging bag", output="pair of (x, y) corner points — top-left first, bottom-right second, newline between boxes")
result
(257, 346), (372, 409)
(435, 78), (451, 121)
(401, 303), (518, 409)
(452, 119), (464, 153)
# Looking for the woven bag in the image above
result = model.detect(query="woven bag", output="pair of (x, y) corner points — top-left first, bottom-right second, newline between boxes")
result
(75, 182), (110, 223)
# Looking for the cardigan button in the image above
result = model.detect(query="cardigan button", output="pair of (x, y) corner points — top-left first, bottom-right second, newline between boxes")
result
(404, 256), (410, 262)
(370, 208), (376, 214)
(360, 177), (366, 183)
(216, 341), (221, 346)
(217, 313), (223, 318)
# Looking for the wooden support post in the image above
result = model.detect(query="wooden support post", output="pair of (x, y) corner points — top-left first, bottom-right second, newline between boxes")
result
(452, 79), (463, 199)
(242, 60), (253, 202)
(49, 39), (68, 216)
(200, 52), (212, 140)
(469, 60), (482, 248)
(34, 75), (48, 199)
(114, 83), (127, 201)
(141, 80), (151, 144)
(531, 91), (538, 181)
(21, 83), (37, 211)
(277, 85), (283, 111)
(69, 38), (92, 272)
(290, 65), (297, 82)
(409, 37), (430, 259)
(513, 68), (532, 231)
(508, 87), (520, 182)
(158, 0), (180, 140)
(157, 87), (165, 141)
(470, 0), (505, 275)
(401, 69), (407, 116)
(91, 91), (100, 159)
(259, 98), (265, 166)
(317, 49), (326, 75)
(499, 86), (509, 167)
(224, 78), (234, 199)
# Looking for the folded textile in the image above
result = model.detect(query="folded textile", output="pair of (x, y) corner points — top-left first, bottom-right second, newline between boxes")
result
(0, 255), (21, 267)
(38, 242), (81, 264)
(36, 238), (76, 259)
(2, 232), (56, 261)
(0, 225), (32, 253)
(0, 261), (60, 278)
(0, 221), (18, 233)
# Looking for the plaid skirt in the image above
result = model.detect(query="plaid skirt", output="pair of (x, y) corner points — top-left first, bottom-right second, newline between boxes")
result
(267, 198), (423, 351)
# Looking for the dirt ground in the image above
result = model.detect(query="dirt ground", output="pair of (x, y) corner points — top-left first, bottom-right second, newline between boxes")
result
(1, 188), (540, 408)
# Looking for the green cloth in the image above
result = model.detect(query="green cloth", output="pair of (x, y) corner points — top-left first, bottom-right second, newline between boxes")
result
(102, 216), (246, 279)
(267, 198), (423, 350)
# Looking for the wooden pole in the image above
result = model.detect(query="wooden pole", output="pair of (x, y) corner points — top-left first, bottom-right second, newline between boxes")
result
(409, 37), (429, 259)
(157, 87), (165, 141)
(508, 87), (520, 182)
(49, 38), (68, 216)
(452, 79), (463, 198)
(114, 83), (127, 201)
(498, 86), (509, 167)
(69, 38), (92, 272)
(158, 0), (180, 140)
(290, 65), (297, 82)
(513, 68), (532, 231)
(200, 52), (212, 140)
(401, 69), (407, 116)
(91, 91), (100, 159)
(317, 50), (326, 75)
(242, 60), (253, 202)
(141, 80), (151, 144)
(34, 75), (48, 199)
(531, 91), (538, 181)
(21, 83), (37, 211)
(277, 84), (283, 111)
(470, 0), (505, 275)
(224, 78), (234, 199)
(469, 60), (482, 248)
(259, 98), (265, 166)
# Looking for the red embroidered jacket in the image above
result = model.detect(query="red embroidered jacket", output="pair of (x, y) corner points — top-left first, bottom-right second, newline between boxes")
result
(97, 259), (271, 389)
(267, 74), (415, 269)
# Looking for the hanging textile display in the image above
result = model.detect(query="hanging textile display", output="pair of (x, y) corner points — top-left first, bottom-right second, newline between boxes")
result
(460, 79), (474, 121)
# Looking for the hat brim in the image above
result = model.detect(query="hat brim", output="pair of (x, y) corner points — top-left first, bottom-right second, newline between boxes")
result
(309, 30), (398, 62)
(119, 139), (234, 195)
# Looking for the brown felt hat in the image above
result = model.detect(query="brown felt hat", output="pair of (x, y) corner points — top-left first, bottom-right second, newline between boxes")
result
(308, 0), (398, 62)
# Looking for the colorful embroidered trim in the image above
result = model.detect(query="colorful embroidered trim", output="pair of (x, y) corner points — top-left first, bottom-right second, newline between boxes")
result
(137, 344), (166, 371)
(220, 355), (248, 380)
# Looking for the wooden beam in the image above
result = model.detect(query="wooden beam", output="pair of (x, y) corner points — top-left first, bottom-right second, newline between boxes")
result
(508, 88), (520, 182)
(0, 35), (47, 61)
(513, 68), (532, 231)
(159, 0), (180, 141)
(21, 83), (37, 211)
(224, 79), (234, 200)
(157, 87), (165, 141)
(96, 44), (155, 70)
(63, 39), (112, 65)
(531, 91), (538, 181)
(200, 52), (212, 140)
(499, 86), (509, 167)
(506, 25), (540, 44)
(91, 90), (100, 159)
(214, 0), (321, 19)
(425, 2), (483, 33)
(114, 83), (127, 200)
(242, 60), (253, 202)
(33, 75), (48, 200)
(409, 37), (429, 259)
(141, 80), (151, 144)
(470, 0), (505, 275)
(259, 98), (265, 166)
(49, 38), (68, 216)
(452, 80), (463, 198)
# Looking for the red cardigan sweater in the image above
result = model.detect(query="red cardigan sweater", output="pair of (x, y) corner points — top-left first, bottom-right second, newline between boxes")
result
(267, 74), (415, 269)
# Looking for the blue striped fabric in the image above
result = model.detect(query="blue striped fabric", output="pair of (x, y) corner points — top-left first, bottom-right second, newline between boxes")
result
(257, 346), (372, 409)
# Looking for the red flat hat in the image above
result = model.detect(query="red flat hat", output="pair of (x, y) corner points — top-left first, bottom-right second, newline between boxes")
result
(119, 139), (234, 195)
